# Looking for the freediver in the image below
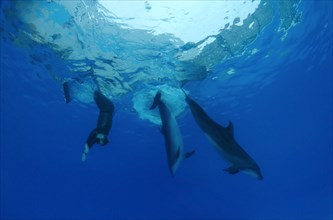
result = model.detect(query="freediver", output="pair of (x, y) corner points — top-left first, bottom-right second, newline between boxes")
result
(82, 90), (115, 161)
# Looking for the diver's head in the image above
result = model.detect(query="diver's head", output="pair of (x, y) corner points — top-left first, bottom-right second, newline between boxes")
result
(96, 133), (109, 146)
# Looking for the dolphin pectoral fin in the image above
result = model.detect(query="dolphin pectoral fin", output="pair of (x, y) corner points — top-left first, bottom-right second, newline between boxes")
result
(226, 121), (234, 137)
(184, 150), (195, 159)
(224, 166), (239, 175)
(81, 144), (90, 162)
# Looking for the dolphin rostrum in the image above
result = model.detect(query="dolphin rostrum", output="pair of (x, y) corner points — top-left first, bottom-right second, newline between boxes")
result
(183, 91), (263, 180)
(150, 90), (195, 176)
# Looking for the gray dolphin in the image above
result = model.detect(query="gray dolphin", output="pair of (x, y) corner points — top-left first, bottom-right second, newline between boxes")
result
(150, 91), (195, 176)
(183, 91), (263, 180)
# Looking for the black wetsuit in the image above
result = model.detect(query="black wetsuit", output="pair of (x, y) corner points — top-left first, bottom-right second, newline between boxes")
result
(86, 91), (114, 149)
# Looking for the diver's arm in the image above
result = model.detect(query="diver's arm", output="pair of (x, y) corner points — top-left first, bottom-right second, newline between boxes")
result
(82, 129), (98, 161)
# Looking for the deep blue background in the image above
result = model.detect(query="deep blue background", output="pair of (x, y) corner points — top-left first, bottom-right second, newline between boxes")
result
(1, 0), (332, 219)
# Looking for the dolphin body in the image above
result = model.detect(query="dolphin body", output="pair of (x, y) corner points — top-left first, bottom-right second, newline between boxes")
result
(184, 92), (263, 180)
(150, 91), (195, 176)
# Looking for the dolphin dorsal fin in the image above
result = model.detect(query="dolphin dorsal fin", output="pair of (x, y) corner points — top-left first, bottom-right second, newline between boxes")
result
(227, 121), (234, 136)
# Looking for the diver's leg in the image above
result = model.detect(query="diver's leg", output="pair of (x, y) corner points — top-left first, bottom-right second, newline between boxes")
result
(94, 91), (114, 113)
(96, 111), (112, 133)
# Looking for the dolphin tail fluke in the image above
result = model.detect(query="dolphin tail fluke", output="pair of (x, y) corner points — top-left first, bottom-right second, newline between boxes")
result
(180, 80), (188, 89)
(81, 144), (90, 162)
(150, 91), (162, 110)
(184, 150), (195, 159)
(181, 89), (191, 103)
(181, 88), (187, 96)
(224, 166), (239, 175)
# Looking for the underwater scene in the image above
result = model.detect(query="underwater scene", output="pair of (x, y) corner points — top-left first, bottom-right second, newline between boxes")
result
(1, 0), (332, 219)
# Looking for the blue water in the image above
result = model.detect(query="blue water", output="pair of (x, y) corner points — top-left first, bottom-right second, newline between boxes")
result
(1, 1), (332, 219)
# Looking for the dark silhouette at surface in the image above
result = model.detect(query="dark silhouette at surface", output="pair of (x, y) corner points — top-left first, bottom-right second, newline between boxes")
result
(62, 81), (72, 103)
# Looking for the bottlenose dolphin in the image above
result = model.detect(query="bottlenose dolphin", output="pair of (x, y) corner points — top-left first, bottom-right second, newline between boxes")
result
(150, 91), (195, 176)
(183, 91), (263, 180)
